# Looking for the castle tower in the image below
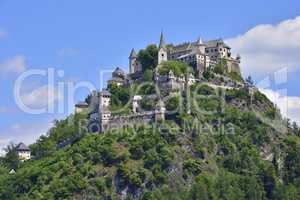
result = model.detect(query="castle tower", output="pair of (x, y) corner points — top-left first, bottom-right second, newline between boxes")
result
(129, 48), (140, 74)
(132, 95), (142, 113)
(167, 70), (177, 91)
(99, 108), (111, 132)
(195, 37), (206, 54)
(158, 31), (168, 65)
(99, 90), (111, 132)
(99, 90), (111, 108)
(155, 100), (166, 121)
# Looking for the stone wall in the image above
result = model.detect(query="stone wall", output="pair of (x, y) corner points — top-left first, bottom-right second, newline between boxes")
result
(102, 111), (156, 132)
(226, 59), (241, 75)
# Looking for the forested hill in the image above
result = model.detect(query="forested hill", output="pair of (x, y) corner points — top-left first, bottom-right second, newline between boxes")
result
(1, 81), (300, 199)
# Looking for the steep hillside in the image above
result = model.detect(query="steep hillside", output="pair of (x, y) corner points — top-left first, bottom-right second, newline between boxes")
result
(1, 83), (300, 200)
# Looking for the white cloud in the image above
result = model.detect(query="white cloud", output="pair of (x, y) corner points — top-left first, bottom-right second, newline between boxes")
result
(260, 88), (300, 124)
(226, 16), (300, 78)
(20, 85), (63, 109)
(0, 120), (53, 155)
(57, 48), (78, 57)
(0, 55), (26, 75)
(225, 16), (300, 124)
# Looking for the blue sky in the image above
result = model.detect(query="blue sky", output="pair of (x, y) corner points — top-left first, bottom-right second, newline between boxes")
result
(1, 0), (300, 150)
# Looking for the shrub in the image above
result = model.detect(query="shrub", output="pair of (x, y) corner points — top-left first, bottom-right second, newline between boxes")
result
(213, 59), (227, 75)
(142, 69), (153, 82)
(95, 177), (106, 193)
(183, 159), (202, 175)
(203, 69), (215, 80)
(140, 98), (156, 111)
(158, 61), (194, 76)
(225, 89), (249, 101)
(254, 91), (272, 104)
(166, 96), (180, 112)
(192, 84), (215, 96)
(229, 72), (244, 82)
(139, 83), (155, 95)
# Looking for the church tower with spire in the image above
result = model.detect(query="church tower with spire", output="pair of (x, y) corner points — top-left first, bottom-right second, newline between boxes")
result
(158, 31), (168, 65)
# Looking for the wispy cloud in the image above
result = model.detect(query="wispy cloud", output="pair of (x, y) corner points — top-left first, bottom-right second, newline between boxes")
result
(20, 85), (63, 109)
(226, 16), (300, 78)
(0, 120), (54, 155)
(260, 88), (300, 124)
(0, 55), (26, 76)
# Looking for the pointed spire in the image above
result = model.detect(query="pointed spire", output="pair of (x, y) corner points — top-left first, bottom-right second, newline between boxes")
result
(159, 31), (166, 49)
(196, 37), (204, 45)
(129, 48), (137, 58)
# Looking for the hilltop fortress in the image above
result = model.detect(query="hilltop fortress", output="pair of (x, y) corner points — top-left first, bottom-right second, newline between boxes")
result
(129, 32), (241, 76)
(75, 33), (249, 133)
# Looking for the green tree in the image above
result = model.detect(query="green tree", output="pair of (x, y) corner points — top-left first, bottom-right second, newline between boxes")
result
(188, 173), (216, 200)
(283, 136), (300, 184)
(3, 143), (20, 170)
(108, 83), (130, 111)
(241, 176), (265, 200)
(166, 96), (180, 112)
(142, 69), (154, 82)
(138, 44), (158, 71)
(30, 135), (56, 159)
(140, 98), (156, 111)
(213, 59), (226, 75)
(158, 61), (193, 76)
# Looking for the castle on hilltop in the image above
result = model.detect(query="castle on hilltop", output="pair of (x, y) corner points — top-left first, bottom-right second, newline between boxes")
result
(129, 32), (241, 76)
(75, 32), (246, 133)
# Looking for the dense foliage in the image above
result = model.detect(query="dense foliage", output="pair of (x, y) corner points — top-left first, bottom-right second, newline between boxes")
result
(158, 61), (194, 76)
(138, 45), (158, 71)
(108, 83), (132, 114)
(1, 81), (300, 199)
(213, 59), (227, 75)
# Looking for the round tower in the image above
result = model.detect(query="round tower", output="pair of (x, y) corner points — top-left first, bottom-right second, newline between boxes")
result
(129, 48), (140, 74)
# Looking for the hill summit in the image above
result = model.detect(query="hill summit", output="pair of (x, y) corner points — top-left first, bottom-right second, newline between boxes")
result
(1, 34), (300, 200)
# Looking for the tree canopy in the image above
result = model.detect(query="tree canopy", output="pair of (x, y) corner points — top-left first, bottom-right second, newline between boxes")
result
(138, 44), (158, 71)
(0, 73), (299, 200)
(158, 61), (194, 76)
